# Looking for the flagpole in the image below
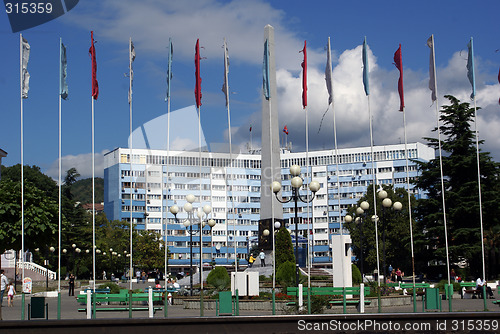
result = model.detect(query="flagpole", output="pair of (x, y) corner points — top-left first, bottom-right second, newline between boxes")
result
(19, 34), (26, 319)
(468, 37), (486, 288)
(164, 38), (173, 302)
(91, 95), (96, 293)
(222, 38), (238, 287)
(429, 34), (452, 310)
(473, 97), (487, 293)
(363, 37), (381, 311)
(327, 37), (346, 290)
(58, 37), (63, 319)
(299, 40), (312, 313)
(128, 37), (134, 293)
(401, 106), (417, 312)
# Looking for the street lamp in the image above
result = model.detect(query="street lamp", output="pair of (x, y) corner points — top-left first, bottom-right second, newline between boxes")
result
(169, 196), (214, 296)
(170, 195), (214, 317)
(345, 201), (369, 277)
(378, 190), (402, 281)
(35, 246), (55, 291)
(271, 164), (320, 287)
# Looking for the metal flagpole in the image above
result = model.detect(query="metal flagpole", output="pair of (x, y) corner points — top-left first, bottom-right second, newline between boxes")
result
(128, 38), (134, 294)
(58, 37), (63, 319)
(428, 34), (452, 310)
(401, 106), (417, 312)
(164, 38), (173, 315)
(222, 38), (239, 314)
(362, 37), (382, 313)
(222, 38), (237, 271)
(362, 38), (381, 310)
(473, 97), (487, 311)
(468, 37), (487, 310)
(197, 102), (204, 316)
(92, 99), (96, 294)
(327, 37), (346, 291)
(19, 33), (26, 320)
(299, 40), (312, 313)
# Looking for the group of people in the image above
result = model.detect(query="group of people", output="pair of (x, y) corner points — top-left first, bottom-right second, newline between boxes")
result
(387, 265), (404, 283)
(248, 250), (266, 268)
(1, 270), (15, 307)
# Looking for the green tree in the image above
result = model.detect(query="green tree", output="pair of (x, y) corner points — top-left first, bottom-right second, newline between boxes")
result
(63, 167), (80, 200)
(344, 185), (415, 277)
(275, 226), (295, 269)
(134, 230), (165, 271)
(0, 180), (59, 254)
(413, 95), (500, 279)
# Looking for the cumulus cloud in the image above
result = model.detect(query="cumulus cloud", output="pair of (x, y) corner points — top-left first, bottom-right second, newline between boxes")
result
(63, 0), (500, 160)
(46, 150), (108, 181)
(65, 0), (323, 69)
(232, 46), (500, 160)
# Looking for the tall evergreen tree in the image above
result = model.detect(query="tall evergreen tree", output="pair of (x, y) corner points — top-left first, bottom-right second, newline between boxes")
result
(413, 95), (500, 279)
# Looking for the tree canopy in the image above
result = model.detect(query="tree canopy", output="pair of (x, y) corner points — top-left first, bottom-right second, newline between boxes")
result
(413, 95), (500, 279)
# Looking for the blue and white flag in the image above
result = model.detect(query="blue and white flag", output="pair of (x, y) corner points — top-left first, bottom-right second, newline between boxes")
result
(466, 37), (476, 100)
(263, 39), (270, 100)
(21, 35), (30, 99)
(362, 37), (370, 96)
(60, 40), (68, 100)
(166, 38), (173, 101)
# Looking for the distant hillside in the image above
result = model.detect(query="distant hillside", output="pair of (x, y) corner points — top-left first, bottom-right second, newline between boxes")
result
(71, 177), (104, 204)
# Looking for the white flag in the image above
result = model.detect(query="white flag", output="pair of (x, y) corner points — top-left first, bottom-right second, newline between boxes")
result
(427, 35), (437, 102)
(21, 36), (30, 99)
(128, 39), (135, 105)
(222, 39), (229, 106)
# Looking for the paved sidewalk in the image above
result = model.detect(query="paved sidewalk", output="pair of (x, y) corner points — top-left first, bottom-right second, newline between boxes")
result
(1, 283), (498, 321)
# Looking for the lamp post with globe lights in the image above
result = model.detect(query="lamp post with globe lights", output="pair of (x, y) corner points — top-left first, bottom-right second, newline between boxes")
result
(169, 194), (215, 317)
(344, 200), (370, 278)
(377, 189), (402, 281)
(35, 246), (56, 291)
(271, 164), (320, 287)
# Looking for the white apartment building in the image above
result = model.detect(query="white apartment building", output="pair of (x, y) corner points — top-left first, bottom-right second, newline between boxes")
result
(104, 142), (434, 270)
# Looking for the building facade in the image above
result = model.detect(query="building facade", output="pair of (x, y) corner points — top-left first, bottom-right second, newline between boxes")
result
(104, 142), (434, 270)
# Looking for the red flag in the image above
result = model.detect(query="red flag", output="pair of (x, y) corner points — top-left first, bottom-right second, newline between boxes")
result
(194, 39), (202, 108)
(249, 125), (252, 132)
(300, 41), (307, 108)
(283, 125), (288, 135)
(393, 44), (404, 111)
(89, 31), (99, 100)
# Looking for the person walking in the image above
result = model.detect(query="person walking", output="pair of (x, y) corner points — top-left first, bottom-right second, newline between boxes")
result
(259, 250), (266, 267)
(7, 283), (15, 307)
(1, 270), (9, 306)
(68, 273), (75, 296)
(248, 254), (255, 268)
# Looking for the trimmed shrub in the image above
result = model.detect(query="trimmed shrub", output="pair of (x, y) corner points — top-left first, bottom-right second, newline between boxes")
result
(352, 264), (362, 285)
(206, 266), (230, 291)
(98, 282), (121, 294)
(276, 261), (296, 288)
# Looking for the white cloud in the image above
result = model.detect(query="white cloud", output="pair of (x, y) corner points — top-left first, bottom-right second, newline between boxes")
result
(231, 46), (500, 160)
(65, 0), (500, 160)
(66, 0), (323, 69)
(47, 150), (108, 181)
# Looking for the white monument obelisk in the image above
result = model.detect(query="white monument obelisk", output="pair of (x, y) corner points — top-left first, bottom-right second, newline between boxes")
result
(259, 25), (282, 249)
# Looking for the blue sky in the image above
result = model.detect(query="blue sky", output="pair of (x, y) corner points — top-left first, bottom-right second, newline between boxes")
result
(1, 0), (499, 179)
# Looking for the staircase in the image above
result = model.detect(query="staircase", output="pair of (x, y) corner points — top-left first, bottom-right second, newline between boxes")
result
(17, 262), (57, 281)
(300, 267), (333, 280)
